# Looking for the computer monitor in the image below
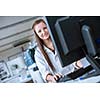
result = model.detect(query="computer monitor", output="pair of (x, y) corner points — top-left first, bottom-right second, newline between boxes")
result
(45, 16), (86, 67)
(45, 16), (100, 66)
(80, 17), (100, 57)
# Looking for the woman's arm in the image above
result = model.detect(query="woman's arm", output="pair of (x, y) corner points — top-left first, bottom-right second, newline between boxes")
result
(34, 48), (52, 82)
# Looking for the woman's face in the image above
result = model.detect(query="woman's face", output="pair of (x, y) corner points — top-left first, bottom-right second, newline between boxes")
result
(34, 21), (50, 40)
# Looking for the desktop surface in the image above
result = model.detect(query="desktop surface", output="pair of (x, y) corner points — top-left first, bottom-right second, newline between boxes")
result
(57, 70), (100, 83)
(66, 75), (100, 83)
(57, 65), (95, 83)
(57, 58), (100, 83)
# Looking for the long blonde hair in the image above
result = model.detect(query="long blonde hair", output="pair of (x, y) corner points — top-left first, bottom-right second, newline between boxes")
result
(32, 19), (55, 71)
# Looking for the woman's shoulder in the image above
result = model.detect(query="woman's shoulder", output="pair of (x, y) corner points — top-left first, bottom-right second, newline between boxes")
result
(34, 47), (42, 57)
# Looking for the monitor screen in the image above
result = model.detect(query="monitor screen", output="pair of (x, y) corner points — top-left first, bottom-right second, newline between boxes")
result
(45, 16), (86, 67)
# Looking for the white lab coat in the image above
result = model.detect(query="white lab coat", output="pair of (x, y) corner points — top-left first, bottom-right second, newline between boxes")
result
(34, 46), (75, 82)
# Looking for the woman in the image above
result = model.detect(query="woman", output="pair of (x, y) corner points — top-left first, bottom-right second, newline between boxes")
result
(32, 19), (83, 83)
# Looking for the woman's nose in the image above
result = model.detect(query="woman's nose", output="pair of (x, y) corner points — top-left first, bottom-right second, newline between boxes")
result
(41, 29), (45, 34)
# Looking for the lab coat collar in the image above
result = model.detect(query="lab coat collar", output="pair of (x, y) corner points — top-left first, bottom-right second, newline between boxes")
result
(43, 45), (57, 55)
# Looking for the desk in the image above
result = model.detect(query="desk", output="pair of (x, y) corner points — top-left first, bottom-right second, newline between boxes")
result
(66, 75), (100, 83)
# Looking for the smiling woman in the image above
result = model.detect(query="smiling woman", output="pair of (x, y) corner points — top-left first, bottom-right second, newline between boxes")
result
(32, 18), (83, 83)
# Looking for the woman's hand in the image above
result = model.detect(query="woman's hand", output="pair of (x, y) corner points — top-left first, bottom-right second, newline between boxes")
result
(74, 60), (83, 69)
(54, 73), (62, 80)
(46, 74), (56, 83)
(46, 73), (63, 83)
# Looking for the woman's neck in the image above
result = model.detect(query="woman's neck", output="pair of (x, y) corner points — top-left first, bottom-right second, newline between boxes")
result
(43, 38), (54, 51)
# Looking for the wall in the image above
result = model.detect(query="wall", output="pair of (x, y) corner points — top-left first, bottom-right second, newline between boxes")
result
(0, 16), (41, 61)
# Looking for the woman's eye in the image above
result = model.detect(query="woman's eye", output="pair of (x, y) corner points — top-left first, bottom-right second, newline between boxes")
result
(44, 27), (47, 30)
(38, 30), (41, 33)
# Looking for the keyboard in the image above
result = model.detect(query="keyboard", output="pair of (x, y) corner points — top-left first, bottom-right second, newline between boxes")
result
(56, 75), (71, 82)
(57, 65), (93, 83)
